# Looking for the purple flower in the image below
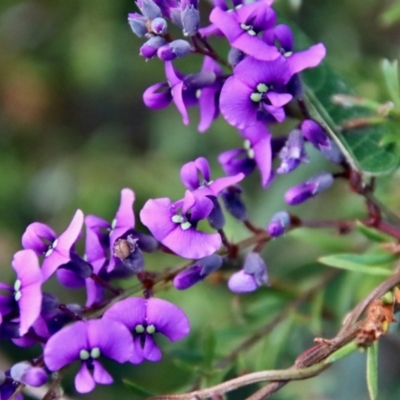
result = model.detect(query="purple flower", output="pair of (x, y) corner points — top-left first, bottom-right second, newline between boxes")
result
(220, 56), (293, 129)
(209, 1), (280, 61)
(277, 129), (309, 174)
(301, 119), (343, 164)
(21, 210), (84, 281)
(228, 252), (269, 293)
(218, 123), (273, 187)
(140, 190), (222, 259)
(173, 254), (223, 289)
(267, 211), (291, 237)
(44, 319), (133, 393)
(180, 157), (244, 196)
(103, 297), (190, 364)
(285, 172), (334, 205)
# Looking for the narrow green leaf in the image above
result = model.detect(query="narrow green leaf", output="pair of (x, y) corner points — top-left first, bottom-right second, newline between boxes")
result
(123, 379), (155, 397)
(325, 341), (358, 363)
(381, 59), (400, 108)
(288, 21), (399, 175)
(366, 342), (379, 400)
(318, 253), (396, 276)
(356, 220), (395, 243)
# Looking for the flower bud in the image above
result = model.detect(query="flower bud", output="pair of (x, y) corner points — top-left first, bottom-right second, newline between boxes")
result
(174, 254), (223, 289)
(267, 211), (291, 237)
(181, 4), (199, 36)
(128, 14), (148, 37)
(285, 172), (334, 205)
(151, 17), (168, 35)
(10, 362), (47, 387)
(157, 39), (191, 61)
(140, 36), (167, 59)
(301, 119), (343, 164)
(277, 129), (308, 174)
(140, 0), (162, 19)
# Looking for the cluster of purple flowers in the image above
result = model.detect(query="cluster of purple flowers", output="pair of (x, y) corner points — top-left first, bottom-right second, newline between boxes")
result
(0, 0), (344, 397)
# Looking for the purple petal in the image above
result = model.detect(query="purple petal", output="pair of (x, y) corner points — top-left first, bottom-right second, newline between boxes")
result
(253, 132), (272, 188)
(198, 85), (220, 132)
(19, 285), (42, 336)
(85, 279), (104, 307)
(93, 360), (113, 385)
(220, 77), (256, 129)
(143, 82), (172, 109)
(266, 92), (292, 107)
(162, 227), (221, 259)
(180, 161), (200, 190)
(172, 81), (190, 125)
(165, 61), (185, 86)
(12, 250), (42, 287)
(287, 43), (326, 75)
(231, 34), (280, 61)
(131, 336), (145, 364)
(228, 270), (258, 293)
(208, 174), (245, 195)
(235, 0), (276, 30)
(143, 334), (162, 362)
(86, 319), (133, 363)
(194, 157), (211, 181)
(273, 24), (294, 51)
(21, 223), (56, 254)
(75, 363), (95, 394)
(147, 298), (190, 341)
(44, 321), (88, 370)
(103, 297), (147, 330)
(111, 188), (136, 240)
(140, 198), (176, 242)
(210, 7), (242, 42)
(56, 269), (85, 288)
(189, 195), (214, 221)
(263, 104), (285, 122)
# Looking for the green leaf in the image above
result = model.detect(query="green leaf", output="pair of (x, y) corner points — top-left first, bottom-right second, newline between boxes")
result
(202, 327), (217, 370)
(381, 59), (400, 108)
(366, 342), (379, 400)
(318, 253), (396, 276)
(290, 22), (398, 175)
(123, 379), (155, 398)
(325, 341), (358, 363)
(356, 221), (395, 243)
(380, 1), (400, 27)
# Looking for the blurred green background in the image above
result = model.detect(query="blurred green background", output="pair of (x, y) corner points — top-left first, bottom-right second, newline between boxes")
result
(1, 0), (400, 399)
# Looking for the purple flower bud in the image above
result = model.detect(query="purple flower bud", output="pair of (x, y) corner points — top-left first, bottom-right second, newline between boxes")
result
(140, 0), (162, 19)
(113, 235), (144, 274)
(220, 185), (247, 221)
(277, 129), (308, 174)
(228, 252), (269, 293)
(151, 17), (168, 35)
(228, 47), (245, 67)
(301, 119), (343, 164)
(157, 39), (191, 61)
(140, 36), (167, 59)
(10, 362), (47, 387)
(285, 172), (334, 205)
(128, 14), (148, 37)
(267, 211), (291, 237)
(181, 4), (199, 36)
(174, 254), (223, 289)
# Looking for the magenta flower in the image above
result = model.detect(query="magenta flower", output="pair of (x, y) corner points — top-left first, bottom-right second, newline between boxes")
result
(21, 209), (84, 281)
(44, 319), (133, 393)
(140, 190), (222, 259)
(209, 0), (280, 61)
(103, 297), (190, 364)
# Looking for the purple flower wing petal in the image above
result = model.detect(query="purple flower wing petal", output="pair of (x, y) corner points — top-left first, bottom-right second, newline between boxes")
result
(21, 223), (56, 254)
(198, 85), (219, 132)
(162, 227), (221, 259)
(165, 61), (184, 86)
(194, 157), (211, 182)
(172, 81), (190, 125)
(266, 92), (292, 107)
(273, 24), (294, 51)
(253, 132), (272, 188)
(235, 0), (275, 29)
(190, 195), (214, 221)
(143, 82), (172, 109)
(103, 297), (147, 330)
(220, 77), (255, 129)
(288, 43), (326, 75)
(19, 284), (42, 336)
(12, 250), (42, 287)
(209, 174), (245, 195)
(180, 161), (200, 190)
(263, 104), (285, 122)
(131, 336), (145, 364)
(85, 279), (104, 307)
(85, 215), (109, 230)
(143, 334), (162, 362)
(147, 298), (190, 341)
(140, 198), (176, 241)
(86, 319), (133, 363)
(41, 251), (71, 281)
(231, 34), (280, 61)
(44, 321), (88, 370)
(111, 188), (136, 239)
(56, 269), (85, 288)
(75, 363), (95, 394)
(210, 7), (242, 42)
(93, 360), (113, 385)
(56, 210), (84, 255)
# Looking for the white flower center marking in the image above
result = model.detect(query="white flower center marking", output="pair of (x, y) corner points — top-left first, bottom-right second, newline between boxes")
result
(80, 349), (90, 360)
(90, 347), (101, 359)
(45, 239), (58, 257)
(146, 324), (156, 334)
(135, 324), (145, 333)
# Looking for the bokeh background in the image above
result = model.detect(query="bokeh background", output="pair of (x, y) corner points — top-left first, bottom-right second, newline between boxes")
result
(1, 0), (400, 398)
